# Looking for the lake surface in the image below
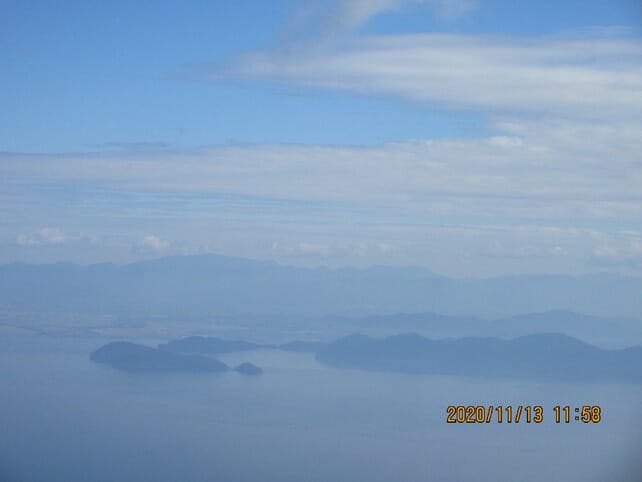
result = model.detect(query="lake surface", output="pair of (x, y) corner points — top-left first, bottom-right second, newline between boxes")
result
(1, 334), (641, 482)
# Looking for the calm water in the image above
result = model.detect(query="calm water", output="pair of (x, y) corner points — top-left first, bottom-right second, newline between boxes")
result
(1, 334), (641, 482)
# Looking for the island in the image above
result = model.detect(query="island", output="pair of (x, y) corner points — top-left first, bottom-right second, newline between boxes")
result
(157, 332), (642, 382)
(314, 333), (642, 382)
(90, 341), (262, 375)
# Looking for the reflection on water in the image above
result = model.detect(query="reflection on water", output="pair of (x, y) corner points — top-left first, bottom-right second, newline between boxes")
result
(1, 334), (641, 482)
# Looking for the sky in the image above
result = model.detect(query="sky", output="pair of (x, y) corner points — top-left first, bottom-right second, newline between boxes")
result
(1, 0), (642, 276)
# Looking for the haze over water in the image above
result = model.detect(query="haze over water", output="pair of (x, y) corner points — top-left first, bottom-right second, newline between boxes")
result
(1, 333), (640, 482)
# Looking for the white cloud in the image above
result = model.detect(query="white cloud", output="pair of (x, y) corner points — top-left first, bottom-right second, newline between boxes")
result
(592, 239), (642, 268)
(298, 242), (332, 255)
(220, 31), (642, 120)
(136, 235), (171, 252)
(277, 240), (398, 260)
(486, 241), (566, 259)
(16, 227), (77, 247)
(2, 117), (640, 227)
(282, 0), (475, 48)
(253, 223), (625, 274)
(327, 0), (476, 27)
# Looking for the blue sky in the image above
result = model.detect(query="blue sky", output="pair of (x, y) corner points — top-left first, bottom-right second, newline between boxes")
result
(2, 0), (642, 276)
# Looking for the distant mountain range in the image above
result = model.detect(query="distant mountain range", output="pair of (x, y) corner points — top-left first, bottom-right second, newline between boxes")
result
(1, 254), (642, 319)
(149, 333), (642, 382)
(315, 310), (642, 347)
